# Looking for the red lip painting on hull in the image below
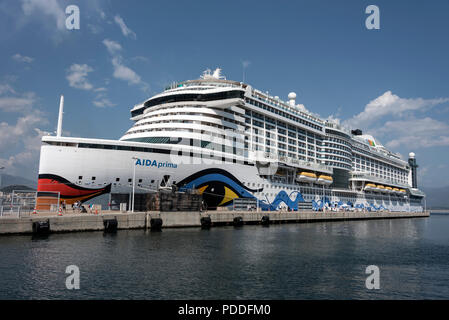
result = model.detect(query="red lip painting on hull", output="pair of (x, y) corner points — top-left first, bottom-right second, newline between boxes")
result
(36, 174), (111, 210)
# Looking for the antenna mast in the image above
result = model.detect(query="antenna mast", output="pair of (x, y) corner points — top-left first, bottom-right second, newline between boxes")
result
(56, 95), (64, 137)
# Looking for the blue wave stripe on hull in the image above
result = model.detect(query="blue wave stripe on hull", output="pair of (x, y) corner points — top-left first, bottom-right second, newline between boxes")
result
(259, 191), (305, 211)
(180, 173), (255, 198)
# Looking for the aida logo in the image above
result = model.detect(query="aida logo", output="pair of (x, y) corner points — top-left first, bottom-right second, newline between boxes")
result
(135, 158), (178, 169)
(368, 139), (376, 147)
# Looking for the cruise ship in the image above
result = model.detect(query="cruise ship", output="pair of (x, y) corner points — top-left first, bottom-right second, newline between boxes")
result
(37, 68), (425, 212)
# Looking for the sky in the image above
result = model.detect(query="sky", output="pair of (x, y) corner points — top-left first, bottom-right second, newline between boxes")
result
(0, 0), (448, 188)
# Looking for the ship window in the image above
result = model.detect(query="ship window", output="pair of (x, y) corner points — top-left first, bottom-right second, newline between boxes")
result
(138, 179), (142, 183)
(151, 180), (155, 183)
(92, 177), (96, 180)
(128, 178), (132, 182)
(116, 178), (120, 182)
(78, 176), (82, 180)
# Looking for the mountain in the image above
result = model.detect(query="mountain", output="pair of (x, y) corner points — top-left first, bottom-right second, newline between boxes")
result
(421, 186), (449, 209)
(0, 174), (37, 189)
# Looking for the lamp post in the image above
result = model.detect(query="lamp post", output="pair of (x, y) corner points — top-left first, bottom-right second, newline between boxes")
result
(322, 185), (325, 212)
(131, 157), (138, 213)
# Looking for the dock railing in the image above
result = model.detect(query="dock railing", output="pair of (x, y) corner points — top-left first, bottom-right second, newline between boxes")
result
(0, 205), (31, 218)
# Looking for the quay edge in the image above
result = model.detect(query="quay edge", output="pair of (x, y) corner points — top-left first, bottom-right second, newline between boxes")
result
(0, 210), (430, 235)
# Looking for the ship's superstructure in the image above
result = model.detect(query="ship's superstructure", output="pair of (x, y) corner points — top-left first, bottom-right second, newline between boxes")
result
(37, 69), (425, 212)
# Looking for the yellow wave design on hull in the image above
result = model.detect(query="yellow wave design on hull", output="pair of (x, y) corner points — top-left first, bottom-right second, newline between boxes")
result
(218, 186), (239, 206)
(196, 185), (240, 207)
(197, 185), (208, 194)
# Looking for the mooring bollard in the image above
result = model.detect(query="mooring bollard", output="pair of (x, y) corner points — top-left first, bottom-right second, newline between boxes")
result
(233, 216), (243, 227)
(200, 216), (212, 229)
(150, 218), (163, 230)
(32, 220), (50, 235)
(261, 215), (270, 226)
(103, 218), (118, 233)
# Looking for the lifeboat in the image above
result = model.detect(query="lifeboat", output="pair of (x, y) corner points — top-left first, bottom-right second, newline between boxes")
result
(385, 186), (393, 193)
(296, 171), (317, 183)
(316, 175), (333, 185)
(399, 189), (406, 194)
(376, 185), (385, 192)
(364, 183), (377, 191)
(393, 187), (400, 194)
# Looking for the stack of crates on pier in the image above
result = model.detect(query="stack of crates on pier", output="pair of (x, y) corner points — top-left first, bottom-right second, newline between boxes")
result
(157, 189), (202, 212)
(111, 188), (202, 212)
(145, 192), (159, 211)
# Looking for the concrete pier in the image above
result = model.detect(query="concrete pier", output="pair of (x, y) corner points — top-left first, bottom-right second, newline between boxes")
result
(0, 210), (430, 235)
(429, 210), (449, 214)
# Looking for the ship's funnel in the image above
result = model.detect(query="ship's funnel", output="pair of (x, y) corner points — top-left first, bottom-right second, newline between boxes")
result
(408, 152), (418, 188)
(56, 95), (64, 137)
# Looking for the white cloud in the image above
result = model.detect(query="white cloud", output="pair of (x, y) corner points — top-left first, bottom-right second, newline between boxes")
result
(111, 57), (141, 84)
(0, 92), (35, 113)
(93, 87), (115, 107)
(114, 15), (136, 39)
(21, 0), (66, 30)
(338, 91), (449, 153)
(66, 63), (118, 107)
(375, 117), (449, 149)
(0, 126), (48, 178)
(66, 64), (94, 90)
(0, 84), (50, 179)
(326, 114), (341, 125)
(93, 98), (116, 108)
(132, 56), (149, 63)
(345, 91), (449, 128)
(0, 113), (44, 150)
(0, 114), (48, 177)
(103, 39), (122, 54)
(12, 53), (34, 63)
(87, 24), (103, 35)
(102, 39), (148, 90)
(0, 84), (16, 95)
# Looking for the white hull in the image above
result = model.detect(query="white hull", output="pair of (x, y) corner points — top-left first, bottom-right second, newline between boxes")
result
(37, 138), (424, 212)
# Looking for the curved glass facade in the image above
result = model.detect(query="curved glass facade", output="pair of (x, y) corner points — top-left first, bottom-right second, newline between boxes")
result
(131, 90), (245, 117)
